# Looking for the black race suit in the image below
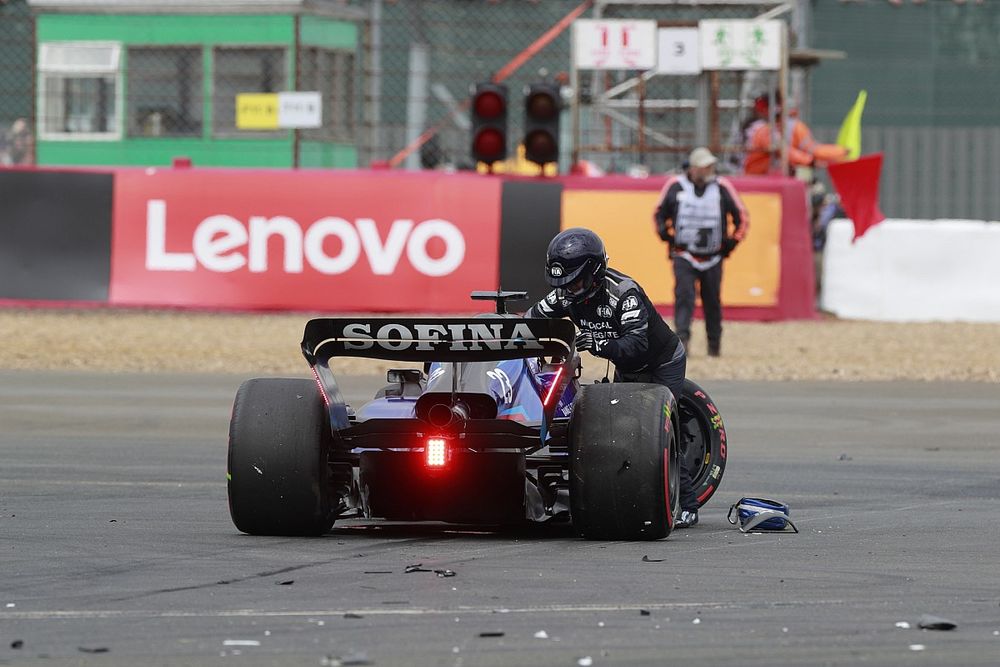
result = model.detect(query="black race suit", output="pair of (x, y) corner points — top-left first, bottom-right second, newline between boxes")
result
(526, 267), (698, 511)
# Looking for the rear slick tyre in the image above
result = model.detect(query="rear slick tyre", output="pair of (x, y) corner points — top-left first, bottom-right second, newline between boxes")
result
(228, 378), (334, 536)
(569, 382), (678, 541)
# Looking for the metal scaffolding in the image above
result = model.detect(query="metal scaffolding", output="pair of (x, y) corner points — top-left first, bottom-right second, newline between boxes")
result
(571, 0), (810, 172)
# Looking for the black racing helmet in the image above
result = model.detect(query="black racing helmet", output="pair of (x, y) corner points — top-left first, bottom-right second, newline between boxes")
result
(544, 228), (607, 302)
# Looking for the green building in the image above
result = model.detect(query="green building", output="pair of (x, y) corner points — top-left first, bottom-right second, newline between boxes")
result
(28, 0), (364, 168)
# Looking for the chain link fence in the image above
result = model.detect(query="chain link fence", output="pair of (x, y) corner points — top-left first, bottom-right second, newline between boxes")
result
(0, 0), (34, 166)
(362, 0), (789, 174)
(3, 0), (998, 218)
(808, 0), (1000, 220)
(1, 0), (790, 172)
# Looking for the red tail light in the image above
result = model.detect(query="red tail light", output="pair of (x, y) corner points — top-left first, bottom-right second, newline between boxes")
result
(426, 438), (447, 467)
(542, 366), (565, 408)
(311, 366), (331, 407)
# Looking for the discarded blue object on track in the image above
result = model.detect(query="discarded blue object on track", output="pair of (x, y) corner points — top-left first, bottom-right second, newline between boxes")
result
(727, 497), (798, 533)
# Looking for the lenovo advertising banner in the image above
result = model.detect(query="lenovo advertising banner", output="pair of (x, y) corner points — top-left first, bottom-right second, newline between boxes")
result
(110, 170), (503, 311)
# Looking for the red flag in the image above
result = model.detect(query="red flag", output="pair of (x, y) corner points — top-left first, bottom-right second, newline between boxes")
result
(827, 153), (886, 242)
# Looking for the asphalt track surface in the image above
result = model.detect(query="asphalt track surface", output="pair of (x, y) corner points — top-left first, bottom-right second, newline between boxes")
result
(2, 371), (1000, 666)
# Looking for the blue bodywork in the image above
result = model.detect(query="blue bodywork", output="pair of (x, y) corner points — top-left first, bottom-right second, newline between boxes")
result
(346, 358), (579, 522)
(354, 358), (577, 427)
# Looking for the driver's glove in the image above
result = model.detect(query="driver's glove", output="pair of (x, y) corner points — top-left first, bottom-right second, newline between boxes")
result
(575, 330), (609, 356)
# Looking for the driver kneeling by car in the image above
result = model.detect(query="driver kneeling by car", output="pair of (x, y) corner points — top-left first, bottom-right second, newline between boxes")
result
(525, 228), (699, 528)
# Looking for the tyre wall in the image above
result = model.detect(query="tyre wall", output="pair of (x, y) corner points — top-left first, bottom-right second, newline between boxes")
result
(0, 167), (813, 319)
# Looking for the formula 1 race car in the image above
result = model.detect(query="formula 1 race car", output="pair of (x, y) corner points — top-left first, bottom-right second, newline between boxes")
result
(227, 291), (727, 541)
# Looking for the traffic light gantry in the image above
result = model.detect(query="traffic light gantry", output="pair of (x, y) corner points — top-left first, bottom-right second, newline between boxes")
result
(470, 80), (562, 171)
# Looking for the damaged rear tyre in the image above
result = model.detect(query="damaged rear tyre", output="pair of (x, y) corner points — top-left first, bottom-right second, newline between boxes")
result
(570, 383), (678, 540)
(228, 378), (334, 536)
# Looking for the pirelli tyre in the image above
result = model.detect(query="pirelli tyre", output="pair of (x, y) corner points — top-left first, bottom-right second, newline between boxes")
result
(569, 382), (679, 541)
(228, 378), (335, 536)
(677, 378), (728, 508)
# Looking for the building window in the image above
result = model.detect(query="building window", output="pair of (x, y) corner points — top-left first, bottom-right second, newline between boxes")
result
(38, 42), (121, 139)
(213, 46), (286, 136)
(127, 46), (203, 138)
(299, 47), (356, 141)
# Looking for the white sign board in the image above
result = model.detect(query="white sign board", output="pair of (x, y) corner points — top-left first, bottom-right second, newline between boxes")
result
(573, 19), (657, 70)
(657, 27), (700, 75)
(699, 20), (783, 71)
(278, 91), (322, 129)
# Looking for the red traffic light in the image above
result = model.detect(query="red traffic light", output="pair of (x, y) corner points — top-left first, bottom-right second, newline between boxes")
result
(473, 91), (506, 120)
(473, 127), (506, 162)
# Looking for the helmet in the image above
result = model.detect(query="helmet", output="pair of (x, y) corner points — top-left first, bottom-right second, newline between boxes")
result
(753, 90), (783, 114)
(544, 228), (607, 302)
(727, 497), (798, 533)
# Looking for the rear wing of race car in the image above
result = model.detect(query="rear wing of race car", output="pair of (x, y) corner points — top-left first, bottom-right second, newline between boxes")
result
(302, 317), (576, 365)
(301, 317), (577, 433)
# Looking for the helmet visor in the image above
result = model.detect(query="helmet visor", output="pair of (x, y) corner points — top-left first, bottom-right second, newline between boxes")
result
(563, 270), (601, 302)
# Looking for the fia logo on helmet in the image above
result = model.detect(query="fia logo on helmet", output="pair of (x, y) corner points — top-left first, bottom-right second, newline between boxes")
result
(549, 263), (564, 277)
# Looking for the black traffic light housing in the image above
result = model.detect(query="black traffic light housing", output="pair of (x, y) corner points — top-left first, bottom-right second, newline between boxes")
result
(523, 82), (561, 166)
(470, 82), (508, 164)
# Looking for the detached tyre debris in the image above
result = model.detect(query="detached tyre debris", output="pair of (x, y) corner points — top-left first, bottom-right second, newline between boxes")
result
(678, 378), (728, 508)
